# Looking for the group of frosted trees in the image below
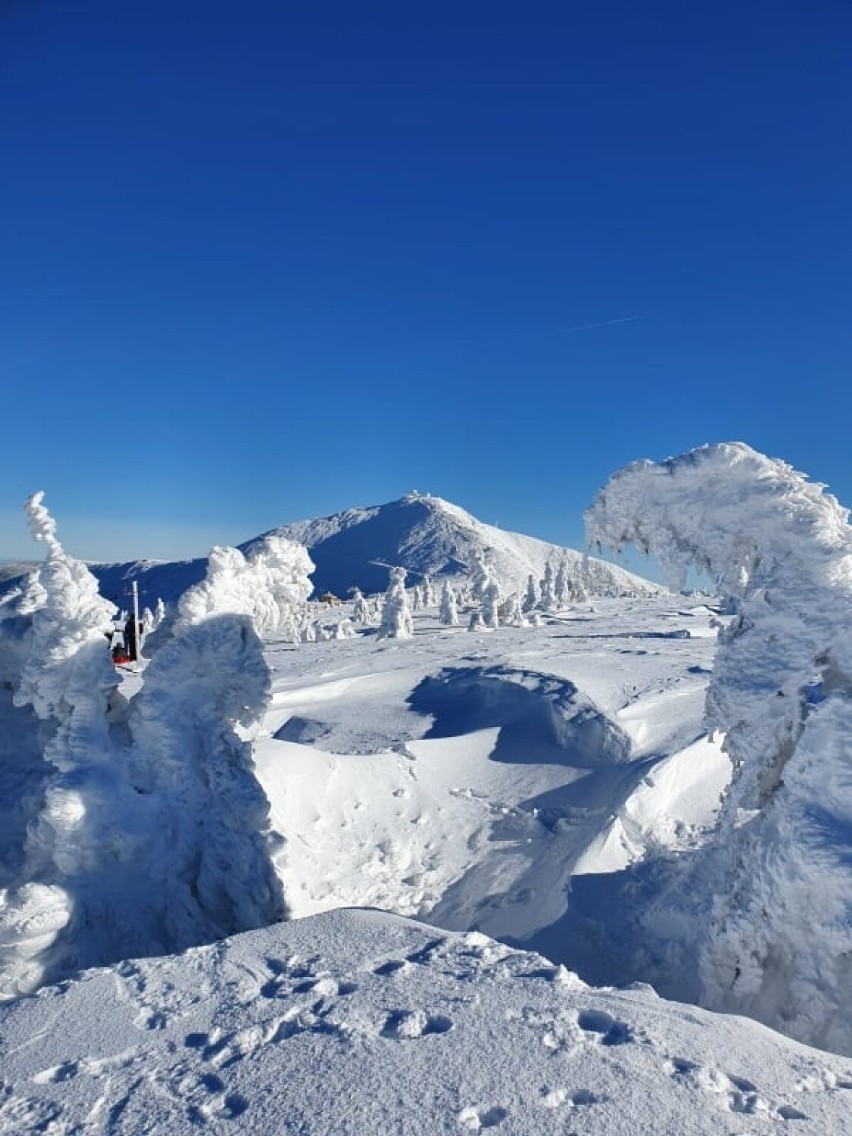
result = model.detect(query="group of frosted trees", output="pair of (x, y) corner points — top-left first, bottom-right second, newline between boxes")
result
(0, 495), (315, 997)
(369, 551), (588, 639)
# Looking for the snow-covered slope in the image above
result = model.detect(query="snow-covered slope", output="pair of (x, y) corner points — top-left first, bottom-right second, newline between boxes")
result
(2, 908), (850, 1136)
(247, 491), (658, 598)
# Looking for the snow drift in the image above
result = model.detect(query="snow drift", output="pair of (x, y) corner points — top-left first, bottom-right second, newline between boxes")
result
(586, 441), (852, 1054)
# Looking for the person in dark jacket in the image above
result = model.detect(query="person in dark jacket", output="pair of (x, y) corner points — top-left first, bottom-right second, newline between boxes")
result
(123, 614), (139, 661)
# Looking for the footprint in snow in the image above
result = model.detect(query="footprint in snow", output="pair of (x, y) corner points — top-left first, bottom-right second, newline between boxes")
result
(665, 1057), (806, 1120)
(380, 1009), (453, 1040)
(457, 1105), (508, 1130)
(576, 1009), (634, 1046)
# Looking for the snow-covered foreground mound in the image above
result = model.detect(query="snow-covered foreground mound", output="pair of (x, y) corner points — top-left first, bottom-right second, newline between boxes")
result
(587, 442), (852, 1055)
(2, 908), (851, 1136)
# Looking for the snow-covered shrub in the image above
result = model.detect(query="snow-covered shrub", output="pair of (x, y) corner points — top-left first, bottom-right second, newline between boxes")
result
(378, 567), (414, 639)
(439, 580), (459, 626)
(586, 441), (852, 1055)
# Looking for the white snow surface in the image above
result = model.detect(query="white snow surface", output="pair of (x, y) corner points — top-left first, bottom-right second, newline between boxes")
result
(586, 441), (852, 1054)
(2, 907), (851, 1136)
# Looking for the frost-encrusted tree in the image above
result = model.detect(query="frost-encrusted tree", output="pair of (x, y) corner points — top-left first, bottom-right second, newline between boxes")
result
(554, 559), (570, 607)
(499, 592), (525, 627)
(0, 492), (120, 996)
(178, 534), (314, 641)
(539, 560), (556, 610)
(0, 495), (288, 998)
(377, 567), (414, 639)
(523, 573), (538, 614)
(127, 609), (286, 949)
(439, 580), (459, 626)
(351, 588), (371, 624)
(482, 579), (501, 629)
(469, 551), (493, 604)
(421, 575), (436, 608)
(586, 441), (852, 1056)
(468, 609), (487, 632)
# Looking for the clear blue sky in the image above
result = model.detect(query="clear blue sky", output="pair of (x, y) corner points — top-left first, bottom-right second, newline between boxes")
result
(2, 0), (851, 563)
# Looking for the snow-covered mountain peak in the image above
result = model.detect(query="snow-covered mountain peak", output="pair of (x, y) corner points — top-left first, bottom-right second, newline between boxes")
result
(251, 493), (658, 599)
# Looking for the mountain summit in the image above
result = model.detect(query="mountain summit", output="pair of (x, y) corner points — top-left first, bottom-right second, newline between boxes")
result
(245, 492), (657, 599)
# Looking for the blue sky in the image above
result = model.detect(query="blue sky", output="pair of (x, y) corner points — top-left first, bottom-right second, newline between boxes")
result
(2, 0), (851, 564)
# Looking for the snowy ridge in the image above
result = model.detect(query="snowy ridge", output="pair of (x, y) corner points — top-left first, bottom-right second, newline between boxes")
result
(252, 491), (658, 598)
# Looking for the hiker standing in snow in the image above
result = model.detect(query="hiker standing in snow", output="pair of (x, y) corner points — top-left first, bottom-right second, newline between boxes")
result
(123, 613), (139, 661)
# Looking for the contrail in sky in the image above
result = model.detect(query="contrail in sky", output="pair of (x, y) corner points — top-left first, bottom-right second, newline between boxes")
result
(551, 314), (642, 336)
(461, 314), (642, 355)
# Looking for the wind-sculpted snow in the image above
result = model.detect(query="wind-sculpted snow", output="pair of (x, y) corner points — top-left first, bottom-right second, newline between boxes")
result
(409, 665), (631, 767)
(177, 534), (314, 639)
(586, 442), (852, 1054)
(0, 497), (286, 998)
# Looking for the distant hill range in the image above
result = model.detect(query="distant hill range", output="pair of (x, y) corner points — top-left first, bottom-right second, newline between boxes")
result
(2, 494), (658, 611)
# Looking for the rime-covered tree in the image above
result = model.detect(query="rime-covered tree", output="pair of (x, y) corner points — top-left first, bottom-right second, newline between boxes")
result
(499, 592), (525, 627)
(351, 588), (371, 624)
(439, 580), (459, 626)
(587, 441), (852, 1056)
(523, 574), (538, 614)
(482, 579), (501, 629)
(178, 534), (313, 641)
(377, 567), (414, 639)
(540, 560), (556, 610)
(0, 495), (287, 999)
(469, 551), (492, 604)
(554, 559), (570, 607)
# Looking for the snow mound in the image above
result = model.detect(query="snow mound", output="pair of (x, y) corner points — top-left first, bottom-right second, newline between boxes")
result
(586, 441), (852, 1054)
(1, 909), (850, 1135)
